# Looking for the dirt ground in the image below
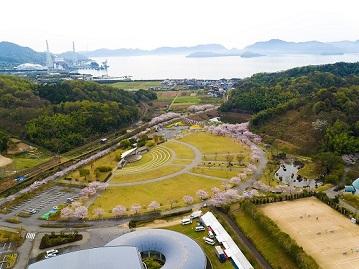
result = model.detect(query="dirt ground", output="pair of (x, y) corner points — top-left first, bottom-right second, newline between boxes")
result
(261, 197), (359, 269)
(0, 155), (12, 167)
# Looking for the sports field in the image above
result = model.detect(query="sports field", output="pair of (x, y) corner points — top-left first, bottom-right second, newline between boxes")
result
(261, 197), (359, 269)
(89, 131), (251, 216)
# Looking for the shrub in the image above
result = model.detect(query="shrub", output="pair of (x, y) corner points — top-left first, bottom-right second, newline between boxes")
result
(95, 166), (112, 173)
(39, 232), (83, 249)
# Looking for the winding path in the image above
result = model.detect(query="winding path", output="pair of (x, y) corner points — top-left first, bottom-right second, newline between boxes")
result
(109, 140), (202, 187)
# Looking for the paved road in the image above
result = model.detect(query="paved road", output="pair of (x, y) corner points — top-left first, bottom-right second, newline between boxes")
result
(214, 208), (272, 269)
(109, 140), (202, 187)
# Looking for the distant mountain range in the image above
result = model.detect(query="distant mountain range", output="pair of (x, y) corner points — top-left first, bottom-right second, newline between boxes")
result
(244, 39), (359, 55)
(82, 39), (359, 58)
(1, 39), (359, 67)
(0, 41), (87, 68)
(0, 42), (46, 67)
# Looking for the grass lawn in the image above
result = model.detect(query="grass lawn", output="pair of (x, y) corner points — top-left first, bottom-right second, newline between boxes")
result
(110, 81), (161, 90)
(0, 229), (22, 245)
(164, 141), (195, 159)
(341, 193), (359, 209)
(191, 167), (239, 179)
(66, 148), (122, 183)
(90, 174), (223, 217)
(12, 153), (51, 171)
(111, 164), (185, 183)
(173, 95), (201, 105)
(298, 160), (322, 179)
(316, 183), (334, 192)
(179, 132), (250, 156)
(230, 207), (299, 269)
(167, 223), (234, 269)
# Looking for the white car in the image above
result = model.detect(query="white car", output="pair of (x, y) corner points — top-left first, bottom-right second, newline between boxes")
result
(195, 226), (205, 232)
(46, 249), (59, 255)
(29, 209), (37, 214)
(181, 218), (192, 225)
(44, 253), (57, 259)
(203, 237), (215, 245)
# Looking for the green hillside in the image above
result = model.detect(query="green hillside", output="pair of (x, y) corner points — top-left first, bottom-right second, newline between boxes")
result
(0, 76), (156, 153)
(221, 62), (359, 184)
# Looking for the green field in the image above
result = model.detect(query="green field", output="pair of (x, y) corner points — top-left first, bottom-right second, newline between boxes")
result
(88, 131), (251, 217)
(230, 205), (299, 269)
(90, 174), (224, 217)
(173, 95), (201, 105)
(112, 164), (184, 183)
(180, 132), (250, 156)
(64, 148), (122, 183)
(110, 81), (161, 90)
(341, 193), (359, 209)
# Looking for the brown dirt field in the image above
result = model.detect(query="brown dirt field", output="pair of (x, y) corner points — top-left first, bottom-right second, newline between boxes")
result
(0, 155), (12, 167)
(261, 197), (359, 269)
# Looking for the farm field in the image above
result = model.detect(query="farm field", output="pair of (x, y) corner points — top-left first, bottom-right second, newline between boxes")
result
(110, 81), (161, 90)
(261, 197), (359, 269)
(89, 131), (250, 217)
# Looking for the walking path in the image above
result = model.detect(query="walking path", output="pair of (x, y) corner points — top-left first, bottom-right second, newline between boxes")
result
(109, 140), (202, 187)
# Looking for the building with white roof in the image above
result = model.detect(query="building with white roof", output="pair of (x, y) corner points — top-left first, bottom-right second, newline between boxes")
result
(201, 211), (253, 269)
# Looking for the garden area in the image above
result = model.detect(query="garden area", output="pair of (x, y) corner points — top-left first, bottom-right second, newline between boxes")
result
(39, 231), (82, 249)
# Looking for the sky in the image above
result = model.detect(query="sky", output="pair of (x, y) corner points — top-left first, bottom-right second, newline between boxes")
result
(1, 0), (358, 53)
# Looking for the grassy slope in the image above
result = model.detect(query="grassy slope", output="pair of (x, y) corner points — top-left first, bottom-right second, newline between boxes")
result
(230, 206), (299, 269)
(253, 105), (320, 155)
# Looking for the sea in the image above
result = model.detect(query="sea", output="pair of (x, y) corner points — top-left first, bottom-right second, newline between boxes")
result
(80, 54), (359, 80)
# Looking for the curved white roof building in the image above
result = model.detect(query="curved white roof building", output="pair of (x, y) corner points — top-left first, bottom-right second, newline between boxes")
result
(28, 229), (207, 269)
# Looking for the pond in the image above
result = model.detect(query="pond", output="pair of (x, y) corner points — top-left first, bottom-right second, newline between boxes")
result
(275, 162), (321, 189)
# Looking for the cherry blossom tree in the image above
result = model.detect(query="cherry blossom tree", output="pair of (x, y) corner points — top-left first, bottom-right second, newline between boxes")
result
(230, 177), (241, 186)
(148, 201), (160, 211)
(112, 205), (126, 218)
(196, 190), (209, 200)
(131, 204), (142, 214)
(183, 195), (194, 205)
(187, 104), (216, 113)
(80, 186), (97, 197)
(60, 207), (74, 219)
(93, 208), (104, 218)
(73, 206), (88, 219)
(211, 187), (221, 195)
(149, 112), (180, 125)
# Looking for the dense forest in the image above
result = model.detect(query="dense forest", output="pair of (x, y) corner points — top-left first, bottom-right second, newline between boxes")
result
(0, 76), (156, 153)
(221, 62), (359, 183)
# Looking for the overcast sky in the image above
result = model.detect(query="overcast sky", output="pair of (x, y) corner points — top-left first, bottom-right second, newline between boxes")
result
(1, 0), (358, 53)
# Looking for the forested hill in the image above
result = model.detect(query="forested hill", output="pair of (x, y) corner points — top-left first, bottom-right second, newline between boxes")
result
(0, 76), (156, 153)
(221, 62), (359, 156)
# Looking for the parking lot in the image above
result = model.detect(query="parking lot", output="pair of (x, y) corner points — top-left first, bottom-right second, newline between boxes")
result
(5, 186), (80, 219)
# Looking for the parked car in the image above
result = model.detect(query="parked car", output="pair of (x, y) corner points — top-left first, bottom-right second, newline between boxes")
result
(190, 210), (202, 219)
(208, 230), (215, 239)
(44, 253), (57, 259)
(29, 209), (38, 214)
(181, 218), (192, 225)
(46, 249), (59, 255)
(203, 237), (215, 245)
(66, 198), (74, 203)
(195, 226), (205, 232)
